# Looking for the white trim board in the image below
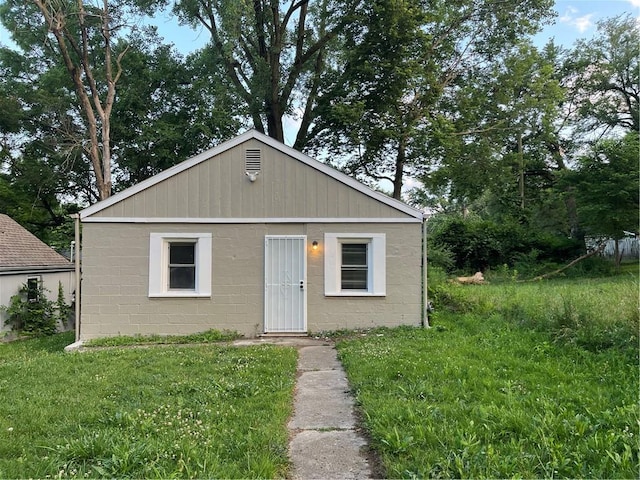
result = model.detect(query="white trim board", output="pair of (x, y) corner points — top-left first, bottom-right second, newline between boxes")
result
(79, 130), (425, 221)
(81, 216), (423, 224)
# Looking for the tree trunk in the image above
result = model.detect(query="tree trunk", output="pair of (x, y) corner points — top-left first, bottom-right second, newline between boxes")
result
(34, 0), (125, 201)
(266, 101), (285, 143)
(530, 242), (606, 281)
(392, 135), (407, 199)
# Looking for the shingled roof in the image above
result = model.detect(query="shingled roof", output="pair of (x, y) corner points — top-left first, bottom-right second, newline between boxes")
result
(0, 214), (72, 271)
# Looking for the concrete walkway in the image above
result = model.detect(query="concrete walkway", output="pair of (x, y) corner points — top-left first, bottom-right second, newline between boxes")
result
(232, 336), (376, 478)
(287, 344), (374, 480)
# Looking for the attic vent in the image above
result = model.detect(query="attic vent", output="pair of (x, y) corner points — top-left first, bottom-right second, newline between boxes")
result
(245, 149), (261, 173)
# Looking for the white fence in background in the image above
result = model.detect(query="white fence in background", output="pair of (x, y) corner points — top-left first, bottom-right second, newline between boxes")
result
(585, 236), (639, 260)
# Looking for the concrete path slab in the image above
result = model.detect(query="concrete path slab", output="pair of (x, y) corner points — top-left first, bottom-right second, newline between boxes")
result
(289, 430), (371, 480)
(288, 345), (374, 479)
(288, 370), (356, 430)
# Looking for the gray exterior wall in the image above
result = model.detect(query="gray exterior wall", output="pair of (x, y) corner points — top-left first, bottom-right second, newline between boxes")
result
(80, 222), (422, 339)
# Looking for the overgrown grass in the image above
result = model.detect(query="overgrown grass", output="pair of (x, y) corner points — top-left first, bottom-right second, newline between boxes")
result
(436, 274), (638, 352)
(0, 331), (297, 478)
(337, 275), (639, 478)
(85, 328), (242, 347)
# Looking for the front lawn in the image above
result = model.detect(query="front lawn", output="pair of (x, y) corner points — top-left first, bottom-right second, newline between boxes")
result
(337, 276), (639, 478)
(0, 332), (298, 478)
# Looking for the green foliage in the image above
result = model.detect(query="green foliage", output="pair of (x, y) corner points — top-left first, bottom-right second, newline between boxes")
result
(337, 276), (638, 478)
(0, 337), (297, 478)
(55, 281), (73, 327)
(567, 14), (639, 134)
(429, 213), (582, 273)
(86, 329), (242, 347)
(1, 283), (57, 336)
(561, 132), (639, 243)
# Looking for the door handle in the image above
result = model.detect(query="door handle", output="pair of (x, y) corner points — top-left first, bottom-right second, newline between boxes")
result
(299, 280), (304, 290)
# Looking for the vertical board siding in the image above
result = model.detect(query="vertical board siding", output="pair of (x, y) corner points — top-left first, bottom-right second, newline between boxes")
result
(92, 139), (411, 220)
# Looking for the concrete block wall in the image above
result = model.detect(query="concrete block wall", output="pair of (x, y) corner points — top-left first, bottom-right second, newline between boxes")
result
(80, 222), (422, 340)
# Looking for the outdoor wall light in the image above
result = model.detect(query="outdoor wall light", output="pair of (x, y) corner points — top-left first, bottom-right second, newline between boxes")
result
(312, 241), (318, 250)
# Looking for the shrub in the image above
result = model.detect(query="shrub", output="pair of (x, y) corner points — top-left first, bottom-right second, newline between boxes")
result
(2, 283), (57, 336)
(429, 214), (584, 275)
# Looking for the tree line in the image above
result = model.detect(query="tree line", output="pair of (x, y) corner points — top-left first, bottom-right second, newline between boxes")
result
(0, 0), (637, 268)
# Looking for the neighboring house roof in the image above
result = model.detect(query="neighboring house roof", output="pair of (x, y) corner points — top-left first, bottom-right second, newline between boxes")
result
(80, 130), (425, 221)
(0, 214), (73, 273)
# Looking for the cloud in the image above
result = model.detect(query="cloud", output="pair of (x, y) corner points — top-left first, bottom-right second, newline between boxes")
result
(559, 7), (594, 33)
(573, 14), (595, 32)
(627, 0), (640, 8)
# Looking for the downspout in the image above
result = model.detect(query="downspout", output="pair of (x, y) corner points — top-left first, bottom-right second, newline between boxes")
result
(421, 213), (430, 328)
(72, 213), (81, 343)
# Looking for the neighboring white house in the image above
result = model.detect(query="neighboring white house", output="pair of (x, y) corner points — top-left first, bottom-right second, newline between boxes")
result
(0, 214), (75, 333)
(78, 130), (427, 340)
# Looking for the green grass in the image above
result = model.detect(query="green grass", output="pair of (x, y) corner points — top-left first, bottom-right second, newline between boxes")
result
(0, 331), (298, 478)
(85, 328), (242, 347)
(337, 275), (639, 478)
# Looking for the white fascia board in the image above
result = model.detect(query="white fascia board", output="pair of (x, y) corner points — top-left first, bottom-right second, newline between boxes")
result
(81, 216), (423, 224)
(80, 130), (425, 220)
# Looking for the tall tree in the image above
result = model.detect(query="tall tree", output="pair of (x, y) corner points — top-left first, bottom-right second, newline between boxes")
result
(560, 132), (639, 266)
(565, 14), (639, 138)
(0, 8), (240, 210)
(0, 0), (131, 200)
(151, 0), (362, 147)
(308, 0), (555, 199)
(423, 41), (565, 214)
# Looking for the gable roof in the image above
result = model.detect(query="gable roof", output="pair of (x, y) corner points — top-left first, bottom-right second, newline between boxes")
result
(80, 130), (425, 221)
(0, 214), (72, 271)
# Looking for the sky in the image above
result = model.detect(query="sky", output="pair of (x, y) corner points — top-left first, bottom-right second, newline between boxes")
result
(0, 1), (638, 55)
(148, 0), (640, 55)
(534, 0), (639, 46)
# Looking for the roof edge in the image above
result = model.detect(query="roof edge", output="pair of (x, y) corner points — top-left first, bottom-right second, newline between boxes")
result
(0, 265), (75, 275)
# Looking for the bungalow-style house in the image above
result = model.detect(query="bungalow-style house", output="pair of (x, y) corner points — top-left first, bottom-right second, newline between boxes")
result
(77, 130), (427, 340)
(0, 214), (75, 333)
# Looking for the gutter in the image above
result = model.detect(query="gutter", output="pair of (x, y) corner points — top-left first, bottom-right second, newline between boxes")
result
(0, 265), (75, 275)
(71, 213), (81, 343)
(421, 213), (430, 328)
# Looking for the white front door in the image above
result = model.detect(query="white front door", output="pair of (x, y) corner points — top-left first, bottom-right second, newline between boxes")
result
(264, 236), (307, 333)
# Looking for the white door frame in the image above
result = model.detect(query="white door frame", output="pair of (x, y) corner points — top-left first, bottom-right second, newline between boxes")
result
(264, 235), (307, 333)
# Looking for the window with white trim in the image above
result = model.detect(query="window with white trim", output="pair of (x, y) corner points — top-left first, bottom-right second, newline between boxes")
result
(149, 233), (212, 297)
(324, 233), (385, 296)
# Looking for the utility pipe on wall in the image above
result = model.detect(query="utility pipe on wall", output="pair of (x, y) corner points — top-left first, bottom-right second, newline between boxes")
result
(421, 213), (430, 328)
(72, 214), (81, 343)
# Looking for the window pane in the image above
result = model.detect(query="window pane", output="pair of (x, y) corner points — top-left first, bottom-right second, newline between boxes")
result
(27, 278), (39, 301)
(342, 243), (367, 266)
(169, 266), (196, 289)
(341, 268), (367, 290)
(341, 243), (368, 290)
(170, 243), (195, 265)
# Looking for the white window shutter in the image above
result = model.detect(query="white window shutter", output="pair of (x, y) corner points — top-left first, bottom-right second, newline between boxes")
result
(324, 233), (339, 295)
(196, 235), (212, 295)
(371, 234), (386, 295)
(149, 233), (163, 296)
